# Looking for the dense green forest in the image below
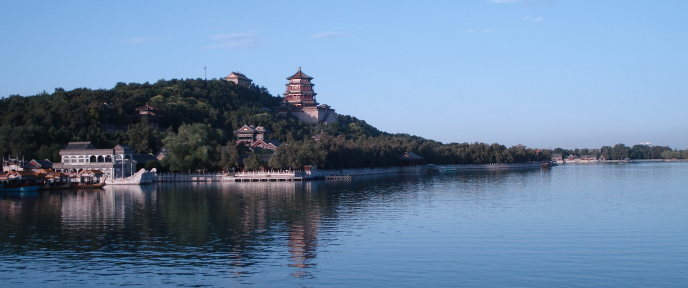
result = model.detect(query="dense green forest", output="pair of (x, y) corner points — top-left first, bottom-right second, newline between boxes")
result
(0, 78), (313, 164)
(3, 77), (681, 172)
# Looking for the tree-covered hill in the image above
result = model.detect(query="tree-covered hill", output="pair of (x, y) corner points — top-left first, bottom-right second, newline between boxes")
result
(1, 77), (547, 171)
(0, 78), (316, 161)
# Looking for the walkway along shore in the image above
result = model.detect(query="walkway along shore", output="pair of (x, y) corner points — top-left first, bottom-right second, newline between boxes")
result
(153, 162), (543, 183)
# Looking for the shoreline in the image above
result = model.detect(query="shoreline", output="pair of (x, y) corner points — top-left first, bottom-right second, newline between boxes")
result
(153, 162), (543, 183)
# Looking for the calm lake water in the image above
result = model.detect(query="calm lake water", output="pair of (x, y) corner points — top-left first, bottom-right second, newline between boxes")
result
(1, 162), (687, 287)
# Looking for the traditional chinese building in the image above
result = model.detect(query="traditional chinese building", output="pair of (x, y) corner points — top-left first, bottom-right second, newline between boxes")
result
(224, 72), (253, 86)
(155, 147), (168, 161)
(580, 155), (599, 162)
(234, 125), (267, 144)
(233, 125), (281, 152)
(277, 68), (337, 124)
(22, 159), (53, 172)
(126, 103), (163, 128)
(2, 155), (25, 172)
(399, 152), (423, 166)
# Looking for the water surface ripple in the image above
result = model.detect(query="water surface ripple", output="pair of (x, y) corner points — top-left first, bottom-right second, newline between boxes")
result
(1, 162), (687, 287)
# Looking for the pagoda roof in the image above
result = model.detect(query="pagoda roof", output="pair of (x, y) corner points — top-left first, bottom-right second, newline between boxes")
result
(79, 169), (105, 176)
(234, 125), (256, 134)
(399, 152), (423, 160)
(25, 159), (52, 169)
(287, 67), (313, 80)
(233, 125), (267, 134)
(136, 103), (157, 111)
(226, 72), (252, 81)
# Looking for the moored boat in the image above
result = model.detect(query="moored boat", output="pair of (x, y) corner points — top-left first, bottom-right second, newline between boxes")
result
(41, 182), (72, 190)
(2, 181), (42, 192)
(70, 170), (107, 188)
(39, 171), (72, 190)
(2, 170), (44, 192)
(70, 179), (106, 189)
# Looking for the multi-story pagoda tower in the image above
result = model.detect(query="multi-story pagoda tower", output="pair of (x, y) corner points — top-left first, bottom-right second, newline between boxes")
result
(277, 67), (337, 124)
(284, 67), (317, 106)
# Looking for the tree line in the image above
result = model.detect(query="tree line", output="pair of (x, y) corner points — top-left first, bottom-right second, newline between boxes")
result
(552, 144), (687, 160)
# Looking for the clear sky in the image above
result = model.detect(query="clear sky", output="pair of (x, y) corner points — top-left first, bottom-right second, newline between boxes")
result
(1, 0), (686, 149)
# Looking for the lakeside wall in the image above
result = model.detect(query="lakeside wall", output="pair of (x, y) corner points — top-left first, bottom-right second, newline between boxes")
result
(152, 162), (543, 183)
(437, 163), (542, 169)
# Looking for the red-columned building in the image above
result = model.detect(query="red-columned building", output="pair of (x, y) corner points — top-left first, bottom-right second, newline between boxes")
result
(277, 67), (337, 124)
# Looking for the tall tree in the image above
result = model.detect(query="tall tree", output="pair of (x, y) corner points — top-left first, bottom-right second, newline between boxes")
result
(243, 154), (266, 171)
(161, 123), (222, 172)
(126, 116), (162, 154)
(218, 142), (240, 171)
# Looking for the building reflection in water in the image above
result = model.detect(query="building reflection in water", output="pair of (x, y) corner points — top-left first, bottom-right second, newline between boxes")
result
(59, 186), (148, 234)
(0, 173), (429, 280)
(0, 178), (385, 280)
(220, 181), (321, 278)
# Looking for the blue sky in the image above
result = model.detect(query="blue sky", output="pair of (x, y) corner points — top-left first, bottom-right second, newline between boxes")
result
(1, 0), (686, 149)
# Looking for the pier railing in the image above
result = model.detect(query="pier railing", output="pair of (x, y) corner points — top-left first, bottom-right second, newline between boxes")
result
(154, 172), (225, 182)
(234, 170), (304, 177)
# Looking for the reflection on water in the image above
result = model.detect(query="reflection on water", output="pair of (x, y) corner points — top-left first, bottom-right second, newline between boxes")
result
(1, 169), (544, 283)
(1, 163), (687, 286)
(0, 180), (339, 283)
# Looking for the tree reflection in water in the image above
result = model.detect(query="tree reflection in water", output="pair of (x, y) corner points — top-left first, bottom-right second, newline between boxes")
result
(0, 173), (425, 283)
(0, 180), (340, 280)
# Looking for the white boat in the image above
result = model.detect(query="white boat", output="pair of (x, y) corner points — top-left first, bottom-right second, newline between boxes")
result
(105, 168), (156, 185)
